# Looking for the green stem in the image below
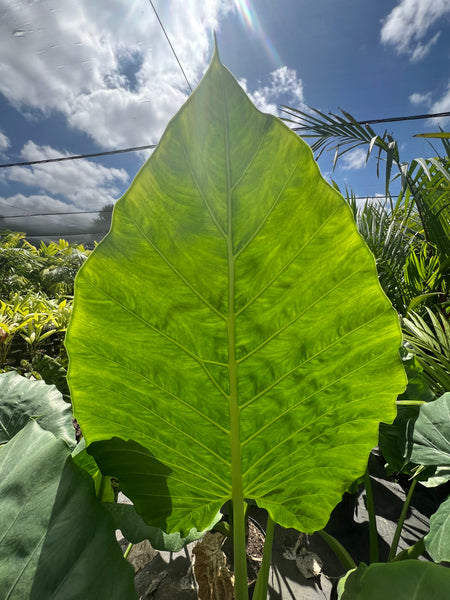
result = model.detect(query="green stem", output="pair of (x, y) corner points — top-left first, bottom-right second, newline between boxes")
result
(224, 91), (248, 600)
(123, 542), (133, 560)
(232, 501), (248, 600)
(364, 467), (379, 563)
(318, 530), (356, 571)
(253, 514), (275, 600)
(395, 400), (426, 406)
(391, 538), (425, 562)
(388, 477), (417, 561)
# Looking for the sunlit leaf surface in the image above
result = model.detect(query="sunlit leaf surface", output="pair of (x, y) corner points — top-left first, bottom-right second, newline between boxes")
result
(66, 49), (405, 535)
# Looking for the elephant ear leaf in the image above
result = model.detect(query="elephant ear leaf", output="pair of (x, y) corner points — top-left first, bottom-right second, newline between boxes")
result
(0, 422), (136, 600)
(406, 392), (450, 466)
(66, 47), (406, 535)
(338, 561), (450, 600)
(0, 371), (75, 448)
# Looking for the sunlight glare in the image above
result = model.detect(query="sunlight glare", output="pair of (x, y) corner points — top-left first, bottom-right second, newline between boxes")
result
(233, 0), (283, 67)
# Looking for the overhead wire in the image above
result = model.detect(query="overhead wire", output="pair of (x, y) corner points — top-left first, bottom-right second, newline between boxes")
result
(0, 196), (394, 222)
(1, 1), (448, 240)
(284, 109), (450, 130)
(147, 0), (193, 93)
(0, 144), (157, 169)
(0, 110), (448, 170)
(0, 0), (197, 239)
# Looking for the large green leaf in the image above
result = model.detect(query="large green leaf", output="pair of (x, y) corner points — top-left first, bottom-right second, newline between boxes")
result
(407, 393), (450, 466)
(104, 502), (220, 552)
(425, 494), (450, 563)
(379, 352), (435, 474)
(0, 421), (136, 599)
(66, 48), (405, 536)
(0, 371), (75, 448)
(338, 561), (450, 600)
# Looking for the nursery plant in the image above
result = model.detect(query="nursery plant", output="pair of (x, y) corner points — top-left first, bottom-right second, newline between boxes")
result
(64, 44), (407, 600)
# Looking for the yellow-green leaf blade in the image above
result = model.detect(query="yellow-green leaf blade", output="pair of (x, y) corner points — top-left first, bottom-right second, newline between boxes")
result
(66, 49), (406, 536)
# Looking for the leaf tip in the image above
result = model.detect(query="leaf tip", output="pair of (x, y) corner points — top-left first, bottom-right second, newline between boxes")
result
(213, 32), (221, 63)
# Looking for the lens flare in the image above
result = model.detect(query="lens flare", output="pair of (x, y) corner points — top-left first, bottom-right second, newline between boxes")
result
(233, 0), (283, 67)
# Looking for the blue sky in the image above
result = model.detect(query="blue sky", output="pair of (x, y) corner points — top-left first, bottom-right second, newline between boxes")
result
(0, 0), (449, 241)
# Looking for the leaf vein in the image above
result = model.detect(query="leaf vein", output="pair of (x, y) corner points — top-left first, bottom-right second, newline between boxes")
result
(73, 345), (229, 434)
(237, 266), (364, 365)
(180, 139), (227, 239)
(242, 347), (395, 442)
(234, 154), (301, 258)
(236, 203), (342, 316)
(81, 379), (230, 467)
(126, 208), (227, 321)
(85, 413), (229, 492)
(241, 307), (393, 409)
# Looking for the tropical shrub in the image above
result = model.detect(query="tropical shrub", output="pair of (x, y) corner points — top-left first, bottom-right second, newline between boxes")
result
(0, 234), (89, 382)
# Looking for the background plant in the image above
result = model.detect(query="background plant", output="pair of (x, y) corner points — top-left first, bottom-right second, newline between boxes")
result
(0, 232), (89, 387)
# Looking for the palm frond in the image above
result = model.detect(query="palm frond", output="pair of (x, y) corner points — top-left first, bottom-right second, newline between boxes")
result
(402, 308), (450, 395)
(402, 156), (450, 261)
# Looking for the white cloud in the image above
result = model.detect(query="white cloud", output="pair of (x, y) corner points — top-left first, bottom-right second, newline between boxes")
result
(380, 0), (450, 61)
(341, 148), (367, 171)
(410, 32), (441, 62)
(0, 193), (96, 236)
(409, 91), (432, 106)
(3, 141), (129, 210)
(240, 66), (305, 117)
(0, 0), (234, 148)
(429, 80), (450, 125)
(0, 131), (10, 153)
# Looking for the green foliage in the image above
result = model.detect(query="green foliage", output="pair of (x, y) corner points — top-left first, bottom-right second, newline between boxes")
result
(403, 309), (450, 395)
(406, 392), (450, 467)
(0, 371), (75, 447)
(66, 46), (405, 599)
(0, 232), (89, 298)
(0, 421), (137, 600)
(378, 352), (435, 474)
(0, 234), (87, 381)
(425, 494), (450, 563)
(31, 353), (70, 401)
(1, 49), (446, 600)
(337, 561), (450, 600)
(280, 105), (450, 318)
(104, 502), (219, 552)
(0, 293), (70, 371)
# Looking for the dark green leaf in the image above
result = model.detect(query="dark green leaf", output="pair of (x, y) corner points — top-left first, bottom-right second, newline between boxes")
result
(72, 439), (115, 501)
(379, 353), (435, 473)
(425, 494), (450, 562)
(407, 392), (450, 466)
(0, 371), (75, 447)
(32, 353), (70, 402)
(104, 502), (220, 552)
(0, 422), (136, 599)
(338, 561), (450, 600)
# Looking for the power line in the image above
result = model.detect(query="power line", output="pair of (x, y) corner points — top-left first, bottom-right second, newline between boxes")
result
(0, 110), (448, 171)
(353, 110), (450, 125)
(147, 0), (192, 93)
(0, 210), (103, 219)
(287, 110), (450, 130)
(1, 196), (395, 220)
(0, 144), (157, 169)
